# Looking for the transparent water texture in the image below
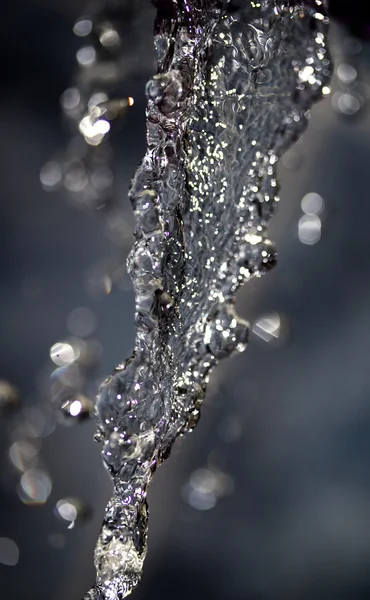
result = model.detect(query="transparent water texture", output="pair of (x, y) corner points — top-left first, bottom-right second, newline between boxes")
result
(84, 1), (331, 598)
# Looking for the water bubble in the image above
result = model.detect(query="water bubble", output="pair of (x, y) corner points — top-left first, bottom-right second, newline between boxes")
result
(298, 214), (321, 245)
(146, 71), (183, 114)
(0, 538), (19, 566)
(19, 468), (52, 504)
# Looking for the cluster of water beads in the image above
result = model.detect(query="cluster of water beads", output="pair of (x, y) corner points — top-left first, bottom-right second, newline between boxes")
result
(82, 1), (331, 599)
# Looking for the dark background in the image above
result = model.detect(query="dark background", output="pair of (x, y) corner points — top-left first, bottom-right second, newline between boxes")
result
(2, 2), (370, 599)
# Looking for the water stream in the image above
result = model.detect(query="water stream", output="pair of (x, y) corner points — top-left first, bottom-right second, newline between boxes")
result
(83, 1), (331, 598)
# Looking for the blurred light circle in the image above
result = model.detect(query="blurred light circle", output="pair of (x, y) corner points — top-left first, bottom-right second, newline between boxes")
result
(19, 469), (52, 504)
(338, 93), (361, 115)
(73, 18), (92, 37)
(332, 91), (363, 116)
(298, 214), (321, 245)
(60, 88), (81, 112)
(9, 441), (39, 472)
(301, 192), (324, 215)
(48, 533), (66, 550)
(67, 307), (97, 338)
(217, 415), (242, 442)
(64, 164), (88, 192)
(91, 167), (113, 190)
(337, 63), (357, 84)
(60, 394), (93, 423)
(189, 468), (218, 494)
(55, 497), (90, 527)
(88, 92), (109, 110)
(0, 538), (19, 566)
(0, 380), (20, 413)
(79, 116), (110, 146)
(56, 499), (78, 522)
(252, 312), (281, 343)
(50, 342), (79, 367)
(76, 46), (96, 67)
(342, 37), (362, 56)
(99, 25), (121, 48)
(187, 489), (216, 511)
(40, 161), (62, 190)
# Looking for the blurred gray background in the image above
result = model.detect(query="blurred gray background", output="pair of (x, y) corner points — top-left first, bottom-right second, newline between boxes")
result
(1, 2), (370, 599)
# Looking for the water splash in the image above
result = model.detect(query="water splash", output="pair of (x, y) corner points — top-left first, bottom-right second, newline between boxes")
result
(84, 1), (331, 598)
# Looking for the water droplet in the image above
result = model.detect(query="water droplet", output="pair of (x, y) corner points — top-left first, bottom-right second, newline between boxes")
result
(205, 305), (249, 359)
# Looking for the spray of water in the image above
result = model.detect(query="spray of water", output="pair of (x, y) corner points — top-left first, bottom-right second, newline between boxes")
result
(83, 1), (331, 598)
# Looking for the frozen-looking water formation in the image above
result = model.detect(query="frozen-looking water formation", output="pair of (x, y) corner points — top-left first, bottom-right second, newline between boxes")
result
(84, 1), (331, 598)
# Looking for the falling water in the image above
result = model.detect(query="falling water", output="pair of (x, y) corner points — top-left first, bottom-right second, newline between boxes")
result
(83, 1), (331, 598)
